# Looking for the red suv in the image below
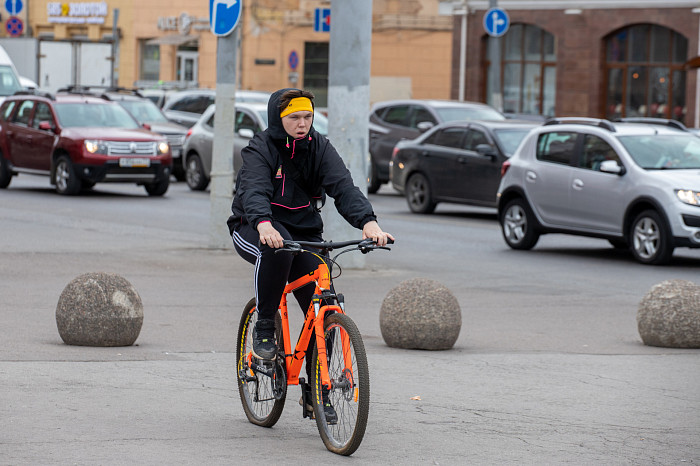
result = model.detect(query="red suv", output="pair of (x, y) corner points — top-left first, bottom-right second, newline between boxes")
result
(0, 90), (172, 195)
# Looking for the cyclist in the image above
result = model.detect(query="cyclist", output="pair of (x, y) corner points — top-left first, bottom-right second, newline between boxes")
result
(227, 88), (393, 421)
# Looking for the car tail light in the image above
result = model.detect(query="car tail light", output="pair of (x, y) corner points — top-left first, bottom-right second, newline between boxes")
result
(500, 160), (511, 177)
(392, 146), (400, 159)
(185, 128), (193, 139)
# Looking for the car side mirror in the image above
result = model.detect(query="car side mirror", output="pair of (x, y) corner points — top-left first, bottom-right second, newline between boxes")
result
(38, 121), (54, 132)
(475, 143), (498, 157)
(599, 159), (626, 175)
(238, 128), (254, 139)
(416, 121), (434, 133)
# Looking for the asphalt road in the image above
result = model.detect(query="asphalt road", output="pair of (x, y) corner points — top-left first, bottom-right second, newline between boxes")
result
(1, 175), (699, 465)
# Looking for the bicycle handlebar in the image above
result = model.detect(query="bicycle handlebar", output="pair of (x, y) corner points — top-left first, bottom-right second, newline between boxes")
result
(276, 238), (394, 255)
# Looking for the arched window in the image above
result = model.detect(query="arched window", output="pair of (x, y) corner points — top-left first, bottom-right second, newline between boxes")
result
(605, 25), (687, 122)
(485, 24), (557, 118)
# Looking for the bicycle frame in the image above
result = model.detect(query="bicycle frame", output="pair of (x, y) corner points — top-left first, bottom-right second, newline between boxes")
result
(250, 256), (345, 390)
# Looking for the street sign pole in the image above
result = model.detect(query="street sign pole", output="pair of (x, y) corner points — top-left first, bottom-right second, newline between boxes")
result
(323, 0), (372, 268)
(209, 0), (241, 249)
(486, 0), (505, 112)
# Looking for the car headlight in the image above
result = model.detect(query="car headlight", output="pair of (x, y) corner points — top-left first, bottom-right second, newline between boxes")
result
(157, 141), (170, 155)
(84, 140), (108, 154)
(676, 189), (700, 206)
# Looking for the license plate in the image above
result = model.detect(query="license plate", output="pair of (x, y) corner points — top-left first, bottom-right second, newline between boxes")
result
(119, 158), (151, 168)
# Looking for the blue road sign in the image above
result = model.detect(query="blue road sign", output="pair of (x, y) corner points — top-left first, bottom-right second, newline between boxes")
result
(209, 0), (241, 37)
(483, 7), (509, 37)
(5, 0), (23, 15)
(6, 15), (22, 36)
(288, 50), (299, 70)
(314, 8), (330, 33)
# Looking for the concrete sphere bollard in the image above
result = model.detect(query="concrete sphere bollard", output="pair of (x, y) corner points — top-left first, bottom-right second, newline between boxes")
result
(637, 279), (700, 348)
(380, 278), (461, 350)
(56, 272), (144, 347)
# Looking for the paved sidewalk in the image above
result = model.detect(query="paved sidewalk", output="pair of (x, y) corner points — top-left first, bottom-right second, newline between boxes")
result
(1, 181), (699, 465)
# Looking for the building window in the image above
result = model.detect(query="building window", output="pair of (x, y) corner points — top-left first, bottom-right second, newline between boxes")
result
(303, 42), (329, 108)
(140, 41), (160, 81)
(486, 24), (557, 117)
(605, 25), (687, 122)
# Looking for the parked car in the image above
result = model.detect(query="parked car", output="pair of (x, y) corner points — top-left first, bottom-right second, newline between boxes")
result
(82, 87), (189, 181)
(162, 88), (271, 128)
(0, 90), (172, 196)
(391, 119), (538, 213)
(182, 103), (328, 191)
(497, 117), (700, 265)
(368, 99), (506, 193)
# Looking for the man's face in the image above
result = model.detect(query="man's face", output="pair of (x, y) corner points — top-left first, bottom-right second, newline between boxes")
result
(281, 111), (314, 139)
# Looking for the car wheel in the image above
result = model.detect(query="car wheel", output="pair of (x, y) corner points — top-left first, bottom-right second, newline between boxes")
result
(145, 176), (170, 196)
(185, 153), (210, 191)
(367, 160), (381, 194)
(54, 156), (81, 195)
(629, 210), (674, 265)
(500, 197), (540, 250)
(0, 152), (13, 188)
(405, 172), (436, 214)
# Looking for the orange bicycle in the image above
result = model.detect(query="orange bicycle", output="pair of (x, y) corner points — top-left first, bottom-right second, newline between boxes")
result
(236, 238), (392, 455)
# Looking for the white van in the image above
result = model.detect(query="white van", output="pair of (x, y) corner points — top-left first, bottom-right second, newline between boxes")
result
(0, 45), (24, 101)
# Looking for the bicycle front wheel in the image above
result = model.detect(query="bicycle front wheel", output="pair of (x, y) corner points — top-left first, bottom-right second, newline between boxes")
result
(311, 313), (370, 456)
(236, 298), (286, 427)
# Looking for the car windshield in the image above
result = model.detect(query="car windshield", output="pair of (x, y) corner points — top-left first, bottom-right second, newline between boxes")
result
(54, 102), (140, 129)
(435, 106), (506, 122)
(119, 100), (169, 123)
(617, 134), (700, 169)
(0, 65), (22, 96)
(493, 128), (532, 156)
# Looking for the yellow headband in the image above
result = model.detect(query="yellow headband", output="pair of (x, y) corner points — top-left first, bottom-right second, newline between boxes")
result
(280, 97), (314, 118)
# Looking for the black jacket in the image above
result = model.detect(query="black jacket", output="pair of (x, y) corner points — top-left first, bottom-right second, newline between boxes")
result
(227, 88), (377, 235)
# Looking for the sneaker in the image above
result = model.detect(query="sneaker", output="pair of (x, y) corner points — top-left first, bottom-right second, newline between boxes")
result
(322, 387), (338, 425)
(252, 319), (277, 360)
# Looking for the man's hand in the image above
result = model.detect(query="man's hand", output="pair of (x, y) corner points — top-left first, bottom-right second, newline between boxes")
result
(257, 221), (285, 248)
(362, 220), (394, 247)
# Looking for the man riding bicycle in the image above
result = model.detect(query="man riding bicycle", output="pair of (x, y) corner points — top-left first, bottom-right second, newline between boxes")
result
(227, 88), (393, 422)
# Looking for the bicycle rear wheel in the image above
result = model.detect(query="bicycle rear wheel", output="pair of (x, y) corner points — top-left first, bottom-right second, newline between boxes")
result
(311, 313), (370, 456)
(236, 298), (286, 427)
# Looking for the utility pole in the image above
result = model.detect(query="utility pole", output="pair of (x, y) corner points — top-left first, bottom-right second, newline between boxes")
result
(323, 0), (373, 268)
(209, 0), (241, 249)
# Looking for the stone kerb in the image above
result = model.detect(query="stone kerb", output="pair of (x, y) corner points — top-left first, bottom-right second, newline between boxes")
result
(380, 277), (461, 350)
(637, 279), (700, 348)
(56, 272), (144, 347)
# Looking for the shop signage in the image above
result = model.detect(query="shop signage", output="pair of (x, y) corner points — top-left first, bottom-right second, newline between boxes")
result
(157, 13), (210, 34)
(47, 2), (108, 24)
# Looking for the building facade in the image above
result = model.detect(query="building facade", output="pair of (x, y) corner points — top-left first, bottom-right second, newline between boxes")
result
(450, 0), (700, 126)
(2, 0), (453, 106)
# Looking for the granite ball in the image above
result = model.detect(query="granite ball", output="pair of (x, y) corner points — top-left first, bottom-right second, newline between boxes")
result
(380, 278), (461, 350)
(637, 279), (700, 348)
(56, 272), (144, 347)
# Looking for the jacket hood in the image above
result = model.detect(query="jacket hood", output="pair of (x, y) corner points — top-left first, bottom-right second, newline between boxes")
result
(266, 88), (316, 141)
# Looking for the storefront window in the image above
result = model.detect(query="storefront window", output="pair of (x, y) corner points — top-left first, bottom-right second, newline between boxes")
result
(486, 24), (556, 118)
(140, 41), (160, 81)
(605, 25), (687, 122)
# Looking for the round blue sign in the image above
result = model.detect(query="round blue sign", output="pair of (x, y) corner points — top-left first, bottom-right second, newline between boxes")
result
(6, 16), (23, 37)
(483, 7), (510, 38)
(5, 0), (23, 15)
(288, 51), (299, 70)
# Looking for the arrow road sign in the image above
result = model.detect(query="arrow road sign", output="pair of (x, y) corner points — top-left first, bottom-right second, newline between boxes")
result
(5, 0), (23, 15)
(483, 7), (509, 37)
(210, 0), (241, 37)
(314, 8), (330, 33)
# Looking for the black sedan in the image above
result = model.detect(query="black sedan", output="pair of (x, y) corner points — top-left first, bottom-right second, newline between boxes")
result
(390, 120), (538, 213)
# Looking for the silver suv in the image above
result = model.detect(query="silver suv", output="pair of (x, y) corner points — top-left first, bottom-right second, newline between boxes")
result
(497, 118), (700, 265)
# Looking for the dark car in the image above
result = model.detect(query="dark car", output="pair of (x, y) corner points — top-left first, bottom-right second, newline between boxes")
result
(390, 119), (538, 213)
(368, 99), (506, 193)
(82, 87), (189, 181)
(0, 90), (172, 195)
